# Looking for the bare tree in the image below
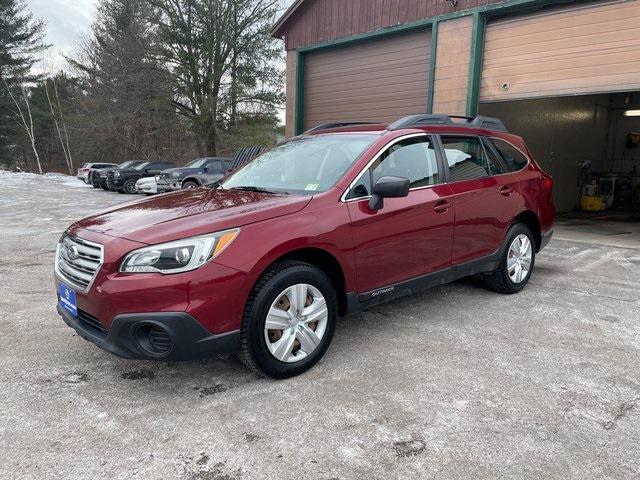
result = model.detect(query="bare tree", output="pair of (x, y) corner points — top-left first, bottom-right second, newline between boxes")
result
(151, 0), (284, 155)
(44, 78), (73, 173)
(3, 77), (43, 174)
(53, 79), (74, 171)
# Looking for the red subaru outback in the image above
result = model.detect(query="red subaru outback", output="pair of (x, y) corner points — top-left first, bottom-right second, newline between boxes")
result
(55, 115), (555, 378)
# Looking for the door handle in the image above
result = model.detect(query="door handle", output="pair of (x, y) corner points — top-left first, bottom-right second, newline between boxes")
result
(499, 186), (513, 196)
(434, 201), (452, 213)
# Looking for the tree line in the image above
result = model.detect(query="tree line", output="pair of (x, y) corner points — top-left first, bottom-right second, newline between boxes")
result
(0, 0), (285, 174)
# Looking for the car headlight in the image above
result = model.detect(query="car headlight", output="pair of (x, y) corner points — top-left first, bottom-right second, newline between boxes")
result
(114, 172), (121, 177)
(170, 172), (181, 178)
(119, 229), (240, 274)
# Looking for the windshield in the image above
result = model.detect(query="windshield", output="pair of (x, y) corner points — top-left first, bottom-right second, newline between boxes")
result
(221, 134), (376, 194)
(119, 161), (137, 169)
(134, 162), (150, 171)
(185, 158), (210, 168)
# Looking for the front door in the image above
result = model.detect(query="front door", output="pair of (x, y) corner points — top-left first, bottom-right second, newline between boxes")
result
(346, 135), (455, 293)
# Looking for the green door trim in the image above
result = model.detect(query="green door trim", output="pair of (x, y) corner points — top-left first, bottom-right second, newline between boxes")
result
(466, 12), (487, 117)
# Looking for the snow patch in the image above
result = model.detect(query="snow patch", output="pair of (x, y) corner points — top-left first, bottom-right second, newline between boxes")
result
(0, 170), (92, 188)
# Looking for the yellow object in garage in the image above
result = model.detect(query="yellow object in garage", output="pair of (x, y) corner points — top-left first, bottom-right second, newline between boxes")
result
(580, 195), (605, 211)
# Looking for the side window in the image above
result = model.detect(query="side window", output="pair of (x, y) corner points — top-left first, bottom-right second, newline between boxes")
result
(441, 136), (504, 182)
(206, 160), (222, 173)
(346, 136), (439, 200)
(490, 138), (529, 172)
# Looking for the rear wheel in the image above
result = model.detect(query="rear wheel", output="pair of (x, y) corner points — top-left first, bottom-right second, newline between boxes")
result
(484, 223), (535, 294)
(123, 179), (137, 194)
(239, 261), (337, 379)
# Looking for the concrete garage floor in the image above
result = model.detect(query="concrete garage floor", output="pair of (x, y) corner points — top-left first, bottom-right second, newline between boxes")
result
(555, 213), (640, 250)
(1, 171), (639, 480)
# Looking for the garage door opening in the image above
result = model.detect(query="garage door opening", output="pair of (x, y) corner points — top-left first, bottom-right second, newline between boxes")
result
(480, 92), (640, 247)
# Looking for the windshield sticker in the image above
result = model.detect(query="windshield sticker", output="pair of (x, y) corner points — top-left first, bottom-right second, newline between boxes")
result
(305, 184), (320, 191)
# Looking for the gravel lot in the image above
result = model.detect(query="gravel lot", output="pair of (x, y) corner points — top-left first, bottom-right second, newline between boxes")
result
(1, 171), (639, 480)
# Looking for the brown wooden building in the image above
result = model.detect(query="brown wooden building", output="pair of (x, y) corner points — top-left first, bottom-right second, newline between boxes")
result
(272, 0), (640, 212)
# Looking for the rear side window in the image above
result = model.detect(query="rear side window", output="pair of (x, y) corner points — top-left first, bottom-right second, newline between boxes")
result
(440, 136), (504, 182)
(490, 138), (529, 172)
(347, 136), (439, 200)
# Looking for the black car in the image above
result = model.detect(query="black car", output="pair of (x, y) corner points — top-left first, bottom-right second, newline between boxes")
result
(107, 161), (176, 194)
(92, 161), (146, 189)
(156, 157), (232, 193)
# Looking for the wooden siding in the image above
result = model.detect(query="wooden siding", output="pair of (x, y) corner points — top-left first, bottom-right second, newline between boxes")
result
(285, 51), (298, 138)
(481, 0), (640, 101)
(432, 16), (473, 114)
(281, 0), (503, 51)
(303, 29), (431, 130)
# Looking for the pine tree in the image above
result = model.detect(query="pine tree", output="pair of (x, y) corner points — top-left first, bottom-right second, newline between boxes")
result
(67, 0), (180, 161)
(0, 0), (49, 168)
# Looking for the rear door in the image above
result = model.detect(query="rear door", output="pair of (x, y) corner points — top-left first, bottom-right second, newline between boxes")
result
(346, 134), (454, 293)
(439, 135), (518, 264)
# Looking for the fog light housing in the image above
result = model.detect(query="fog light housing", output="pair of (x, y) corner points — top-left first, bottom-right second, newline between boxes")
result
(133, 323), (173, 356)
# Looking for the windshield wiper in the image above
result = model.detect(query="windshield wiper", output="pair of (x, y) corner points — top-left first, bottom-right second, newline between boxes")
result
(229, 186), (283, 194)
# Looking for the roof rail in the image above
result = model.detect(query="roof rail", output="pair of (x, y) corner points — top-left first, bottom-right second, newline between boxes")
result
(303, 121), (377, 134)
(387, 114), (508, 133)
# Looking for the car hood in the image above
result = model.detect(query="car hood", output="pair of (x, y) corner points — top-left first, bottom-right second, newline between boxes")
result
(75, 188), (312, 244)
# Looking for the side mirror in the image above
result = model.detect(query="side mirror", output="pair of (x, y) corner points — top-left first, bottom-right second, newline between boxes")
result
(203, 167), (209, 173)
(368, 175), (410, 211)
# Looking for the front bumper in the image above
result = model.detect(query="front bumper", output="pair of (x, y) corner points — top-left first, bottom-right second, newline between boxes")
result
(57, 304), (240, 360)
(136, 183), (157, 194)
(156, 178), (182, 192)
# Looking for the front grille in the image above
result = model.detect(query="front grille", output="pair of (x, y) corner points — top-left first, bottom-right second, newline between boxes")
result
(77, 309), (108, 336)
(55, 234), (104, 292)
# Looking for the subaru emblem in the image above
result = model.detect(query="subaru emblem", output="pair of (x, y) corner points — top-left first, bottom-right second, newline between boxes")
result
(67, 245), (80, 260)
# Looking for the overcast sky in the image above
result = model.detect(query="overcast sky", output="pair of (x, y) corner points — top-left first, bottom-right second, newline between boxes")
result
(26, 0), (98, 70)
(26, 0), (293, 72)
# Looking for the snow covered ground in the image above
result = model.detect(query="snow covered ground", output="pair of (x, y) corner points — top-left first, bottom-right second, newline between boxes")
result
(0, 170), (126, 240)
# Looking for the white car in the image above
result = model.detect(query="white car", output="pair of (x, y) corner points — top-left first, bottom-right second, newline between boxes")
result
(135, 176), (158, 195)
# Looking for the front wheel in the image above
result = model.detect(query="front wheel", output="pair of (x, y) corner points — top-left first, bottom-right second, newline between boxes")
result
(182, 180), (199, 189)
(484, 223), (535, 294)
(239, 261), (337, 379)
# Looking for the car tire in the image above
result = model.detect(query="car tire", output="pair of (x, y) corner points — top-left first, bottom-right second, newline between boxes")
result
(123, 179), (137, 194)
(182, 180), (199, 189)
(484, 223), (536, 294)
(239, 261), (337, 379)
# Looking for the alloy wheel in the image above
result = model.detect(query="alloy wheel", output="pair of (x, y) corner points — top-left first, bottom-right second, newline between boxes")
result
(507, 234), (532, 283)
(263, 283), (328, 363)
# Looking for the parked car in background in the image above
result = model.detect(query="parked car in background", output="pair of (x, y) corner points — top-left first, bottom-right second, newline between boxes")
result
(92, 161), (145, 189)
(135, 176), (158, 195)
(106, 161), (175, 194)
(55, 114), (554, 379)
(77, 163), (117, 183)
(156, 157), (232, 192)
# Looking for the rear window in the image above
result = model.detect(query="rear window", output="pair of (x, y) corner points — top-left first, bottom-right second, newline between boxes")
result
(490, 138), (529, 172)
